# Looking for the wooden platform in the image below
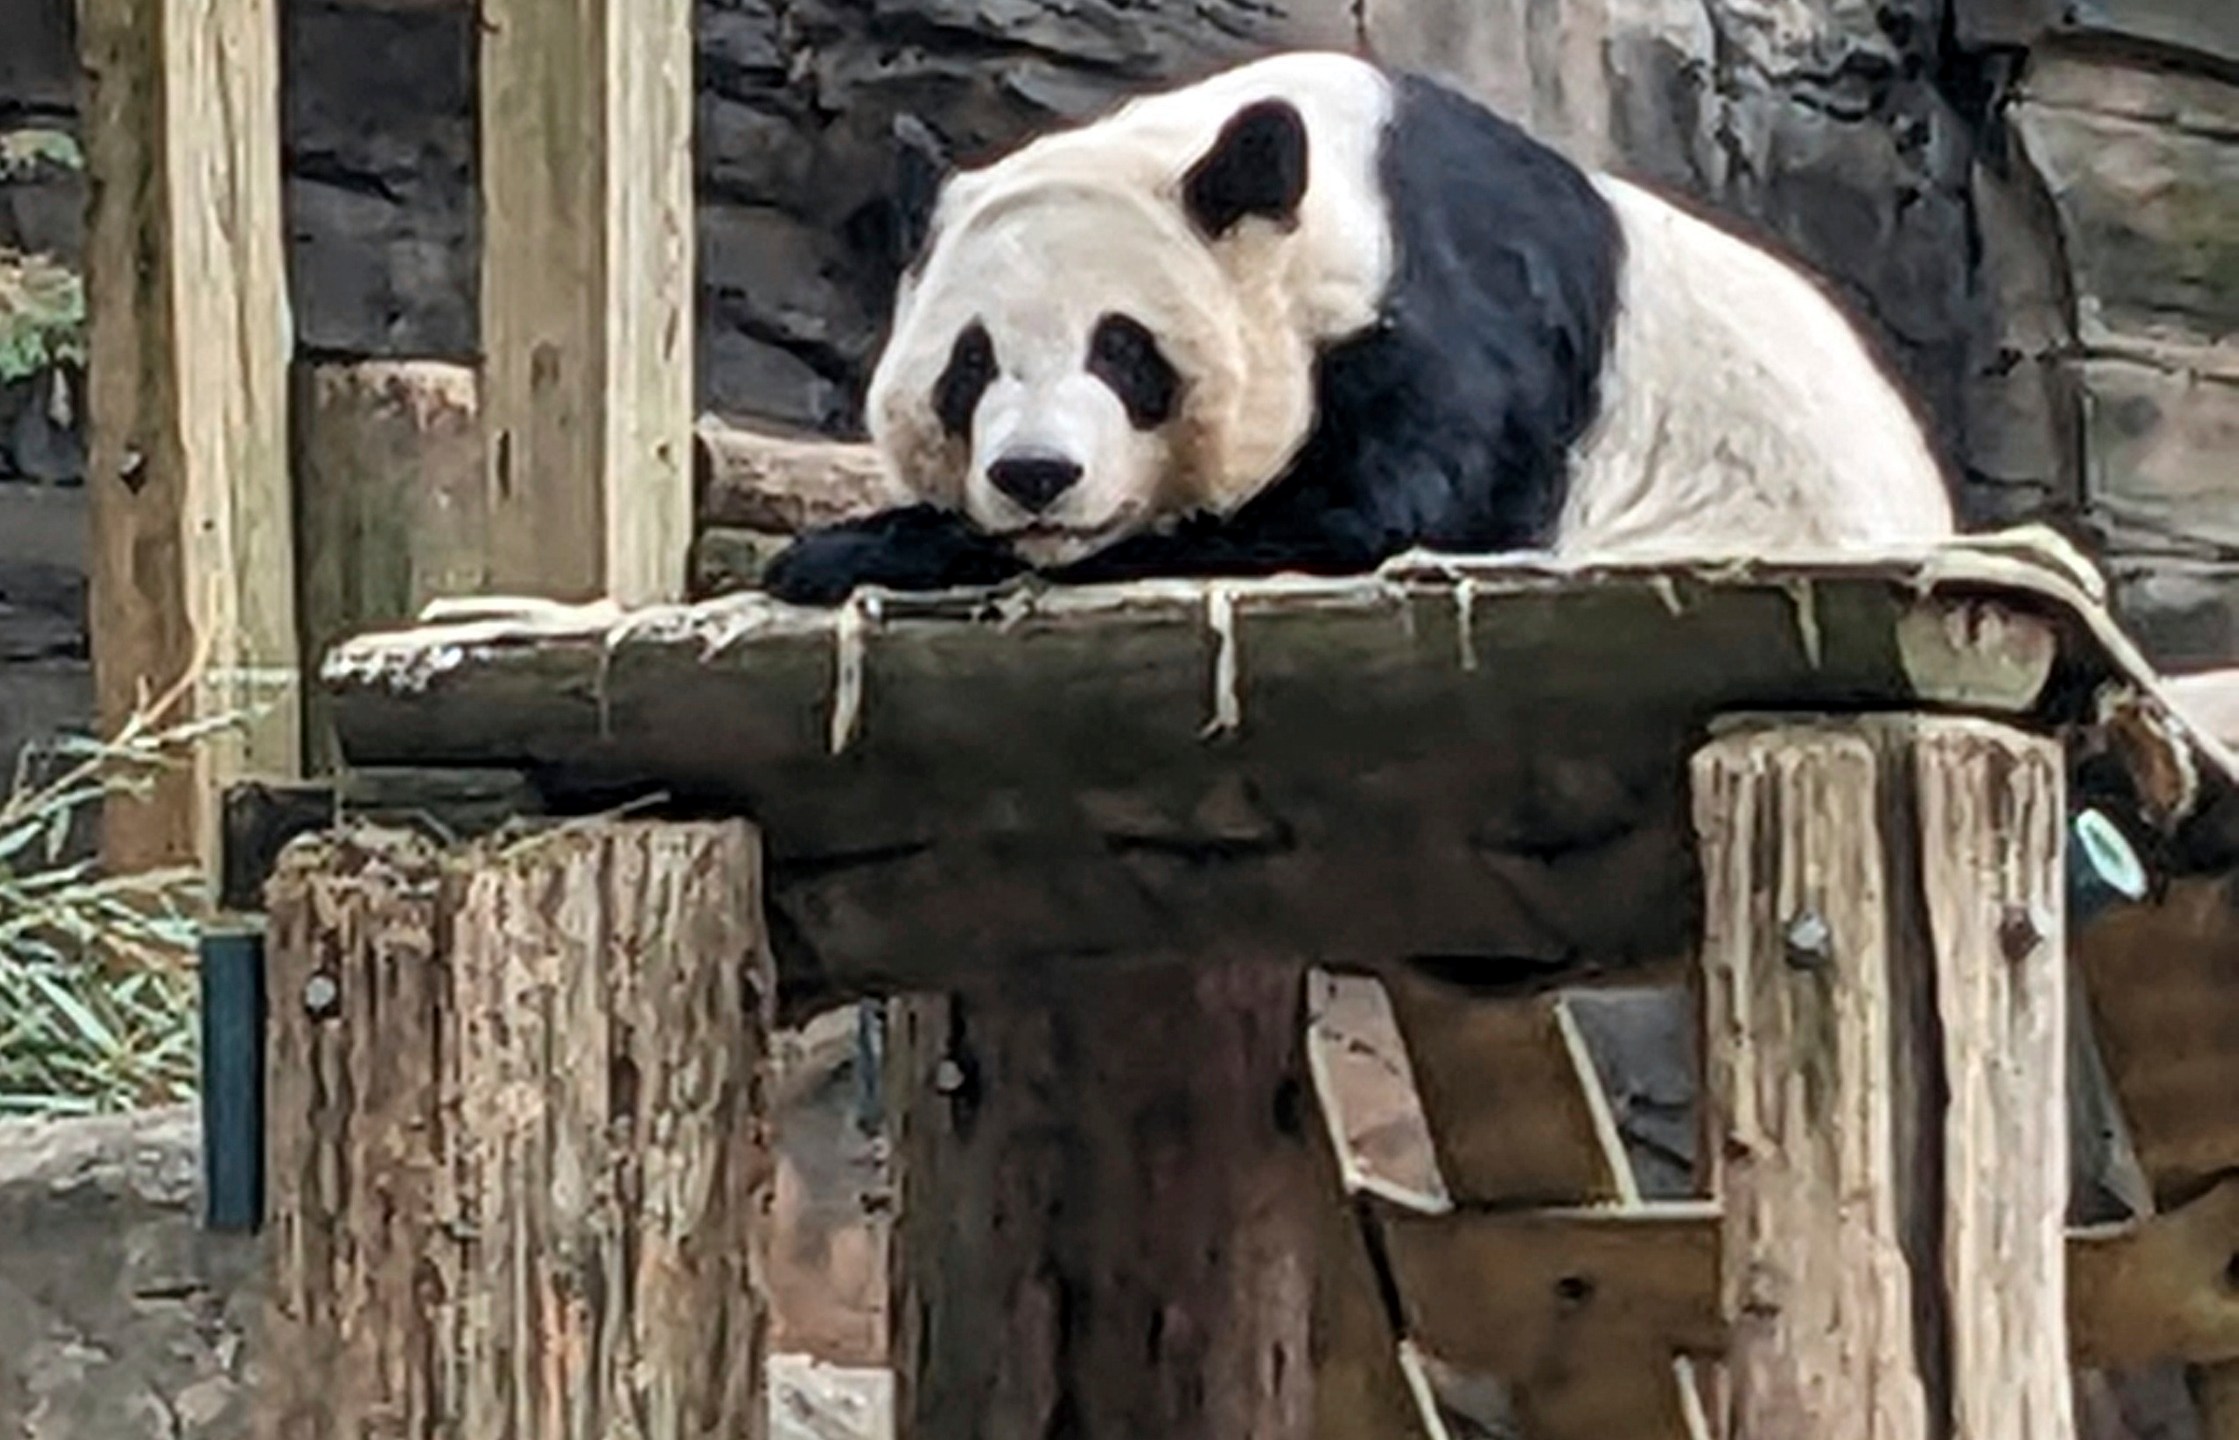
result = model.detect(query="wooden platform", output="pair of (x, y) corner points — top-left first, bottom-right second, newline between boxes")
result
(319, 531), (2239, 1004)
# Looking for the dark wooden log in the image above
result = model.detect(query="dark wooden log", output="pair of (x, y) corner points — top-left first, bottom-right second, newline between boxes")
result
(693, 418), (895, 534)
(312, 551), (2213, 1005)
(886, 960), (1425, 1440)
(258, 821), (773, 1440)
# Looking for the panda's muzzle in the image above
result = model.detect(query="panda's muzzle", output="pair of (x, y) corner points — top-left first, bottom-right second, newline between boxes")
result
(987, 452), (1082, 513)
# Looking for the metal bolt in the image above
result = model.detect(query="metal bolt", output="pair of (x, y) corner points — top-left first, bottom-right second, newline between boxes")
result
(302, 971), (341, 1020)
(932, 1058), (966, 1095)
(1784, 910), (1832, 971)
(1998, 904), (2044, 964)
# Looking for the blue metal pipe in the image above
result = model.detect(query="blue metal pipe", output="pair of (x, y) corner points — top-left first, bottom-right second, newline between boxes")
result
(198, 925), (266, 1233)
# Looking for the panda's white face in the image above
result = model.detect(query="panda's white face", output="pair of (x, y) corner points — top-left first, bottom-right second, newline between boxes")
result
(942, 307), (1181, 567)
(865, 55), (1400, 566)
(868, 189), (1253, 566)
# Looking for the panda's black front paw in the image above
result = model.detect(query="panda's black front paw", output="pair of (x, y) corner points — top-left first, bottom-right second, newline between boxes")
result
(762, 506), (1026, 605)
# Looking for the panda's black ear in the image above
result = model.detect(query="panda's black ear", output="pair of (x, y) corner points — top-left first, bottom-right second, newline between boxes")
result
(890, 114), (953, 268)
(1182, 99), (1309, 240)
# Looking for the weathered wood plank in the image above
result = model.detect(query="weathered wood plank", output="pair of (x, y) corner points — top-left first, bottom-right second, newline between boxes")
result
(1378, 974), (1633, 1206)
(1916, 719), (2072, 1440)
(889, 960), (1417, 1440)
(1693, 716), (2073, 1440)
(83, 0), (299, 871)
(480, 0), (694, 604)
(2071, 1178), (2239, 1369)
(1377, 1204), (1723, 1386)
(694, 419), (894, 535)
(321, 556), (2189, 1002)
(257, 821), (772, 1440)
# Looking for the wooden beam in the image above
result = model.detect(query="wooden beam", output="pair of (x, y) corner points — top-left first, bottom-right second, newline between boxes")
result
(1379, 1203), (1723, 1437)
(2071, 1178), (2239, 1370)
(82, 0), (299, 872)
(1692, 716), (2071, 1440)
(258, 821), (772, 1440)
(1368, 1187), (2239, 1392)
(1378, 974), (1635, 1206)
(479, 0), (695, 605)
(318, 559), (2167, 1004)
(693, 418), (894, 535)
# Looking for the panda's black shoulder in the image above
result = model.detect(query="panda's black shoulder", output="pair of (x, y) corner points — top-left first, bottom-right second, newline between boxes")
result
(1259, 68), (1626, 554)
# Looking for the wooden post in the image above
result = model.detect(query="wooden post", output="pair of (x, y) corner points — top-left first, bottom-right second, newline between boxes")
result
(292, 360), (485, 767)
(81, 0), (299, 871)
(259, 821), (772, 1440)
(1691, 716), (2070, 1440)
(886, 960), (1422, 1440)
(479, 0), (695, 605)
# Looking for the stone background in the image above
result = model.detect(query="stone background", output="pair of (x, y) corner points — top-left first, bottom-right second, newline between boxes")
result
(0, 0), (2233, 1435)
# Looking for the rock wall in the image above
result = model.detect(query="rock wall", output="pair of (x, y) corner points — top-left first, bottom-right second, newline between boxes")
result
(0, 1109), (258, 1440)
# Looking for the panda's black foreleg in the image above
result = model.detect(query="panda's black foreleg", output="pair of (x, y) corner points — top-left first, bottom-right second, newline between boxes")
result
(1045, 508), (1389, 586)
(762, 505), (1027, 605)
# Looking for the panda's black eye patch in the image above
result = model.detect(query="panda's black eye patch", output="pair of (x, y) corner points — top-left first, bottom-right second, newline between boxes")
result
(1088, 313), (1181, 429)
(934, 322), (996, 438)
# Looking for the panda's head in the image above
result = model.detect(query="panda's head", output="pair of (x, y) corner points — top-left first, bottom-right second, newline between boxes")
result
(865, 96), (1338, 567)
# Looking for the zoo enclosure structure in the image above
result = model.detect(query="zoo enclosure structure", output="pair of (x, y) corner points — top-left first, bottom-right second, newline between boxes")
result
(269, 543), (2239, 1439)
(71, 2), (2239, 1437)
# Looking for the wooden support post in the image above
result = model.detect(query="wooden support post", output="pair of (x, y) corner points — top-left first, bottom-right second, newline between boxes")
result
(1692, 716), (2070, 1440)
(292, 361), (484, 768)
(887, 960), (1423, 1440)
(82, 0), (299, 872)
(259, 821), (772, 1440)
(479, 0), (695, 605)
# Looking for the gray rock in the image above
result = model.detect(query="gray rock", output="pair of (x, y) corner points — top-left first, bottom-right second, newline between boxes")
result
(0, 0), (73, 114)
(2015, 56), (2239, 353)
(0, 166), (83, 260)
(1958, 0), (2238, 69)
(2083, 352), (2239, 555)
(281, 1), (478, 358)
(0, 1110), (260, 1440)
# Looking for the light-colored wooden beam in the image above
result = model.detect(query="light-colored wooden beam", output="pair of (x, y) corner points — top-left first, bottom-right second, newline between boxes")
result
(1693, 716), (2072, 1440)
(82, 0), (300, 872)
(479, 0), (695, 605)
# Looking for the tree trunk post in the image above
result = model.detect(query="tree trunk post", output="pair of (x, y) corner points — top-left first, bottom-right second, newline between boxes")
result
(259, 820), (774, 1440)
(1691, 715), (2071, 1440)
(885, 958), (1425, 1440)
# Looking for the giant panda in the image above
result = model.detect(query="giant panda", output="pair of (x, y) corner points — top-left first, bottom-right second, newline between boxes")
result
(763, 51), (1957, 606)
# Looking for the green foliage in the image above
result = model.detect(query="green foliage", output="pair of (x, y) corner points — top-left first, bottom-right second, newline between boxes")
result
(0, 675), (234, 1117)
(0, 247), (85, 384)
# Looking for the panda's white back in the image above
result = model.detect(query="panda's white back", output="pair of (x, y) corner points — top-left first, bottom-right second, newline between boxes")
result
(1557, 177), (1957, 557)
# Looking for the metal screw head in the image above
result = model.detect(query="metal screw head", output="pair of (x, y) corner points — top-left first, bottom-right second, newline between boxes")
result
(302, 972), (341, 1020)
(1998, 904), (2045, 964)
(1784, 910), (1833, 971)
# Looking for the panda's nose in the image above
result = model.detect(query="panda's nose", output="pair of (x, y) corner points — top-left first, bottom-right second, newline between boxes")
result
(988, 453), (1083, 512)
